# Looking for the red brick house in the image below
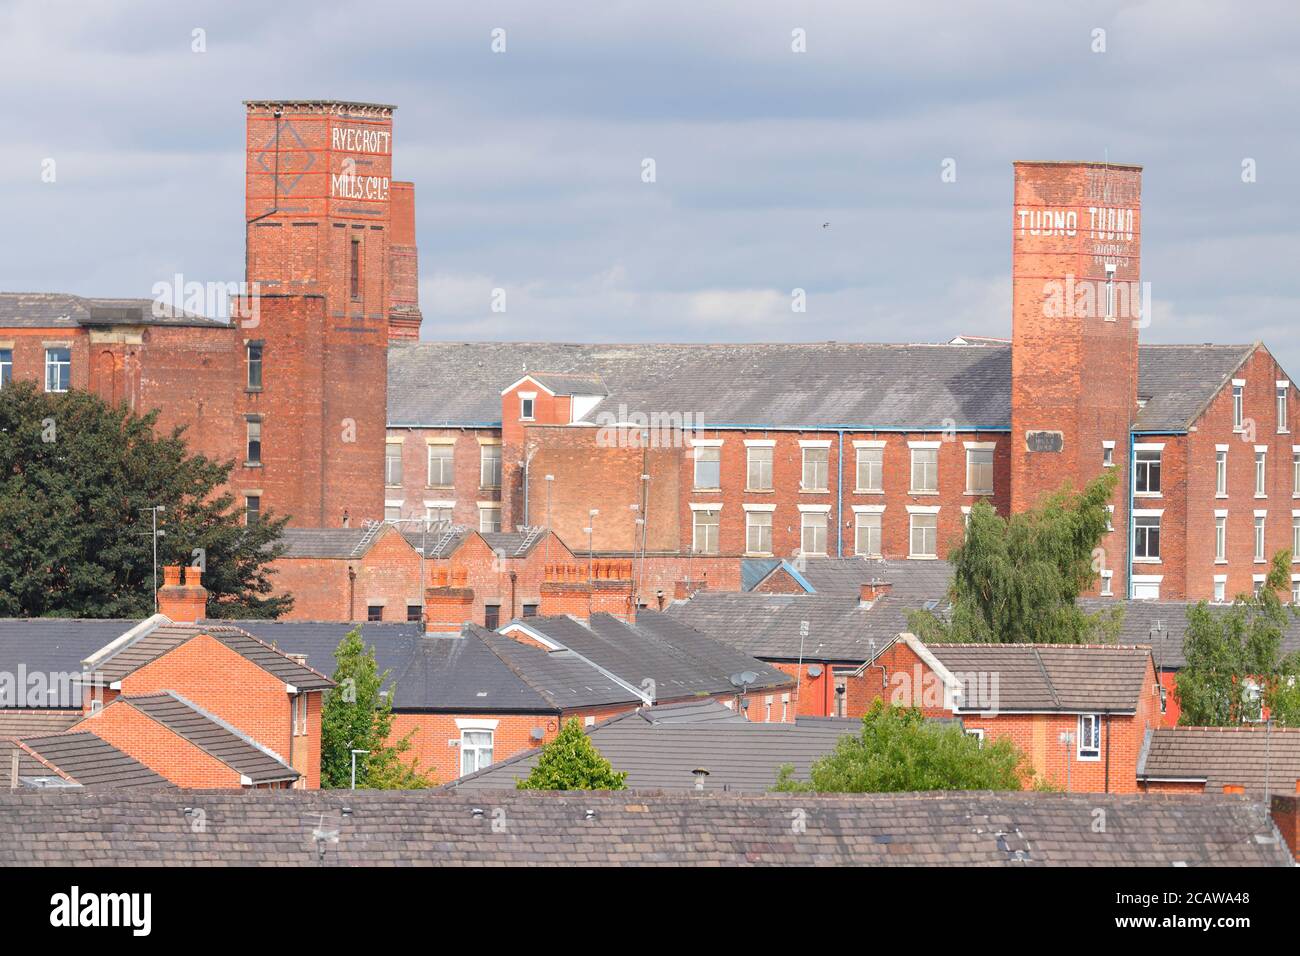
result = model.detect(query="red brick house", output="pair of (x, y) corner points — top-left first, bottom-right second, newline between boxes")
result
(854, 634), (1163, 793)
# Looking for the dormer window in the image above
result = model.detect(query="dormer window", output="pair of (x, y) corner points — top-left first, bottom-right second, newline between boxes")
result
(519, 394), (536, 421)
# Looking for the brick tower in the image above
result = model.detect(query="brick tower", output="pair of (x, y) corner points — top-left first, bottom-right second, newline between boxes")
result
(1009, 161), (1142, 591)
(240, 100), (405, 526)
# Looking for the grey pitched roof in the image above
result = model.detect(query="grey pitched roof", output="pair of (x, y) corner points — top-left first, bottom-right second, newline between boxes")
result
(509, 612), (793, 703)
(0, 788), (1288, 866)
(451, 701), (859, 792)
(388, 340), (1264, 434)
(669, 558), (953, 662)
(524, 371), (609, 396)
(277, 527), (386, 559)
(1077, 598), (1300, 670)
(12, 732), (169, 789)
(0, 292), (227, 329)
(1139, 726), (1300, 797)
(741, 559), (782, 591)
(388, 341), (1013, 429)
(88, 620), (334, 691)
(0, 619), (139, 706)
(0, 711), (81, 737)
(478, 631), (640, 709)
(387, 626), (559, 712)
(1135, 344), (1256, 430)
(922, 643), (1154, 713)
(111, 692), (298, 784)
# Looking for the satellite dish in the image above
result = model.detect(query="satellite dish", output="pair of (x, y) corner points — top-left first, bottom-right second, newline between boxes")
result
(807, 664), (823, 678)
(729, 670), (759, 689)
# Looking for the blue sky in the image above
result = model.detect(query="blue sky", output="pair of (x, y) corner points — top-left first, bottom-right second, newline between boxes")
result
(2, 0), (1297, 372)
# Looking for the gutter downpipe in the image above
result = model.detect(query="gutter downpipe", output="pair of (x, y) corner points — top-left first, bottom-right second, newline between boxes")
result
(1127, 433), (1135, 599)
(836, 429), (845, 557)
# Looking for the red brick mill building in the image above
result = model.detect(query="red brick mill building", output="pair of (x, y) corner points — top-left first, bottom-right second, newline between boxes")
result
(0, 98), (1295, 611)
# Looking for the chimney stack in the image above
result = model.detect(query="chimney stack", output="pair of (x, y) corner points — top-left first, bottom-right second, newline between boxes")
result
(673, 579), (708, 602)
(860, 579), (891, 606)
(540, 561), (635, 622)
(157, 565), (208, 623)
(1271, 794), (1300, 862)
(425, 568), (474, 634)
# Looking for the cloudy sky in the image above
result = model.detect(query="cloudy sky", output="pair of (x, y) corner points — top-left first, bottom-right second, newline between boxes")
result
(2, 0), (1298, 370)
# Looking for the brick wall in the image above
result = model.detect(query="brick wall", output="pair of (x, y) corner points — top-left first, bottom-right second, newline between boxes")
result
(75, 699), (243, 788)
(115, 634), (321, 787)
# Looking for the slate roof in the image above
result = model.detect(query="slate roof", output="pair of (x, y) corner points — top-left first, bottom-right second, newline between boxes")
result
(507, 611), (794, 702)
(1077, 598), (1300, 670)
(451, 701), (859, 792)
(387, 340), (1262, 434)
(87, 619), (334, 691)
(106, 692), (298, 784)
(0, 711), (81, 737)
(388, 341), (1013, 429)
(669, 558), (953, 662)
(0, 619), (139, 707)
(8, 732), (169, 789)
(0, 788), (1287, 866)
(920, 642), (1154, 713)
(277, 527), (390, 559)
(1135, 344), (1256, 430)
(478, 631), (639, 709)
(0, 292), (227, 329)
(1139, 726), (1300, 797)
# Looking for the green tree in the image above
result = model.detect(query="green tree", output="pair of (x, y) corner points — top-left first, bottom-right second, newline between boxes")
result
(0, 381), (291, 618)
(320, 628), (431, 789)
(516, 718), (627, 790)
(1177, 551), (1300, 727)
(773, 700), (1031, 792)
(907, 471), (1122, 644)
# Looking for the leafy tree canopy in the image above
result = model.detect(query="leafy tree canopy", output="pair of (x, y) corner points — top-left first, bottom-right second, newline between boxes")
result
(516, 718), (627, 790)
(773, 700), (1032, 792)
(1177, 551), (1300, 727)
(0, 381), (290, 618)
(321, 627), (432, 789)
(908, 471), (1122, 644)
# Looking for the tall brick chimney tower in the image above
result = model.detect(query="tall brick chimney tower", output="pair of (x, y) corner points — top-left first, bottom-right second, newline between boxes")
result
(1010, 161), (1142, 593)
(241, 100), (403, 526)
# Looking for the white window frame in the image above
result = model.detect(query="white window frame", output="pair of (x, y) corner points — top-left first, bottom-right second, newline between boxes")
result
(1133, 510), (1162, 562)
(800, 442), (830, 492)
(744, 508), (773, 556)
(909, 443), (939, 494)
(44, 346), (70, 393)
(478, 503), (502, 534)
(384, 499), (404, 522)
(480, 444), (502, 490)
(907, 506), (939, 559)
(1213, 574), (1227, 604)
(384, 439), (402, 486)
(1100, 570), (1114, 596)
(424, 500), (455, 527)
(745, 443), (774, 491)
(799, 508), (829, 556)
(1215, 512), (1227, 562)
(1133, 444), (1163, 496)
(1102, 440), (1115, 468)
(853, 507), (883, 557)
(1255, 447), (1268, 498)
(692, 506), (721, 555)
(519, 392), (536, 421)
(1254, 511), (1266, 562)
(1278, 382), (1289, 434)
(1216, 447), (1228, 497)
(692, 441), (722, 490)
(1233, 381), (1245, 431)
(427, 442), (455, 487)
(964, 443), (995, 496)
(1077, 714), (1101, 761)
(855, 441), (885, 493)
(457, 724), (496, 776)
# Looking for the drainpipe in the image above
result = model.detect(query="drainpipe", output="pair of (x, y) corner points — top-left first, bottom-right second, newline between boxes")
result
(1126, 433), (1135, 598)
(1104, 712), (1112, 793)
(836, 429), (845, 557)
(347, 566), (356, 621)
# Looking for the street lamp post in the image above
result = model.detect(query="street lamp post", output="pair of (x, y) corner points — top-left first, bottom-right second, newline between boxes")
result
(350, 749), (371, 790)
